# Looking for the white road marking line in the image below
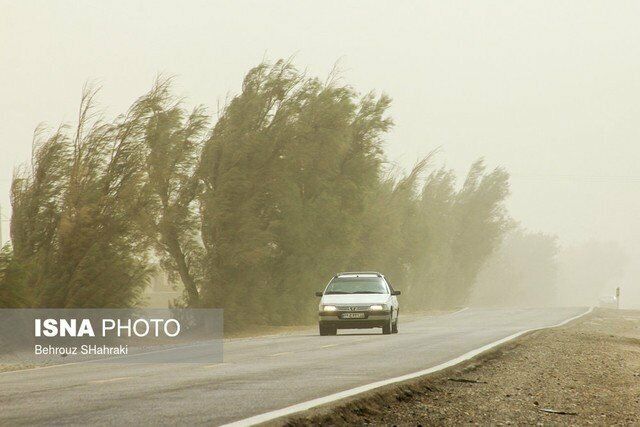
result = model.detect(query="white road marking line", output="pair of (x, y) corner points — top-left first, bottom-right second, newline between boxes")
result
(449, 307), (469, 316)
(269, 352), (293, 357)
(88, 376), (133, 385)
(320, 344), (338, 349)
(221, 307), (593, 427)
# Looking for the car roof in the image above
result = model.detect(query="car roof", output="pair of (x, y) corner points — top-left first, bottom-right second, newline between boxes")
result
(335, 271), (383, 278)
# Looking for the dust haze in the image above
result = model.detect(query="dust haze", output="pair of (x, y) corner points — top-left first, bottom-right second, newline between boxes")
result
(1, 1), (638, 310)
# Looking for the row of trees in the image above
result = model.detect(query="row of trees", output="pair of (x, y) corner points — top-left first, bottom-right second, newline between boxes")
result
(0, 60), (512, 329)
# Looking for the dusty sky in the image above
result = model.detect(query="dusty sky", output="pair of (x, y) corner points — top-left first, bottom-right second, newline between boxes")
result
(1, 1), (639, 295)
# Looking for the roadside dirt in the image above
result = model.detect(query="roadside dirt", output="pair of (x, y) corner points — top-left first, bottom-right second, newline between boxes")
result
(283, 308), (640, 425)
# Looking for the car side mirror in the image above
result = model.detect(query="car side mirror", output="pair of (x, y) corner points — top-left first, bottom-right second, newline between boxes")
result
(315, 291), (323, 297)
(392, 290), (401, 296)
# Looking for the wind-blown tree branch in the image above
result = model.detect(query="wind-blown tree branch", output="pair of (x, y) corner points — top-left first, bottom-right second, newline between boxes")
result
(198, 61), (314, 323)
(353, 154), (435, 297)
(409, 167), (458, 307)
(139, 79), (209, 306)
(7, 86), (153, 308)
(199, 60), (394, 327)
(445, 160), (512, 306)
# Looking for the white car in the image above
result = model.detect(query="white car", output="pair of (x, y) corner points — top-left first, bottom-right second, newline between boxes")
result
(315, 272), (400, 335)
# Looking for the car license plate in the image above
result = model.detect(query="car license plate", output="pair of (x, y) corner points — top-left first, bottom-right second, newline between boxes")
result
(341, 312), (365, 319)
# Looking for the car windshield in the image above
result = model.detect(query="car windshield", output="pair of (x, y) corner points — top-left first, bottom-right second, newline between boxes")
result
(325, 277), (388, 294)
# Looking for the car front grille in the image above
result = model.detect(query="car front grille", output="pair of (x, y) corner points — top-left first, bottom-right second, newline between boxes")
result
(336, 305), (371, 311)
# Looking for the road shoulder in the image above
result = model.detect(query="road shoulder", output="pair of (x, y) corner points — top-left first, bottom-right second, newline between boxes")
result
(280, 308), (640, 425)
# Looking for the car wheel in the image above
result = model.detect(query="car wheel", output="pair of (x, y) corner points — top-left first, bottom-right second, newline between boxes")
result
(392, 318), (398, 334)
(382, 317), (392, 334)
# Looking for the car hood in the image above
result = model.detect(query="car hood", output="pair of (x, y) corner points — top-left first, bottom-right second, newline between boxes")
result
(321, 294), (391, 305)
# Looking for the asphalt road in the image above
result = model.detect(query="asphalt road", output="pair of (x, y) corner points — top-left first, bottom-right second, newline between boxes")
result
(0, 307), (587, 426)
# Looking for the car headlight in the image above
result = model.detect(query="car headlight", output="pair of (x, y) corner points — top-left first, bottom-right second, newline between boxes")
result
(369, 304), (385, 311)
(322, 305), (337, 312)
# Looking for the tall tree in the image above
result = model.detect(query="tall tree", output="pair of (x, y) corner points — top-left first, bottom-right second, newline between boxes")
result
(7, 86), (153, 308)
(139, 79), (209, 306)
(198, 61), (393, 327)
(442, 160), (511, 306)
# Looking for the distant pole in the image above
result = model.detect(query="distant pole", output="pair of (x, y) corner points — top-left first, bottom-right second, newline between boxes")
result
(615, 286), (621, 309)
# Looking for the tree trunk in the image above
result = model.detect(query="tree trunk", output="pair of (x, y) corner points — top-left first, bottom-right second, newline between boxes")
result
(161, 225), (200, 306)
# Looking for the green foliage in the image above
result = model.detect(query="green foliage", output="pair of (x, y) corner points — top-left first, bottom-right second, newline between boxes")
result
(0, 60), (513, 325)
(198, 60), (393, 325)
(138, 78), (209, 306)
(197, 61), (512, 328)
(4, 87), (154, 308)
(0, 244), (28, 308)
(353, 158), (512, 311)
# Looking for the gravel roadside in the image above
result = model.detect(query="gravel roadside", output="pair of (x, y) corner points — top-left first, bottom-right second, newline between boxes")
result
(283, 308), (640, 425)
